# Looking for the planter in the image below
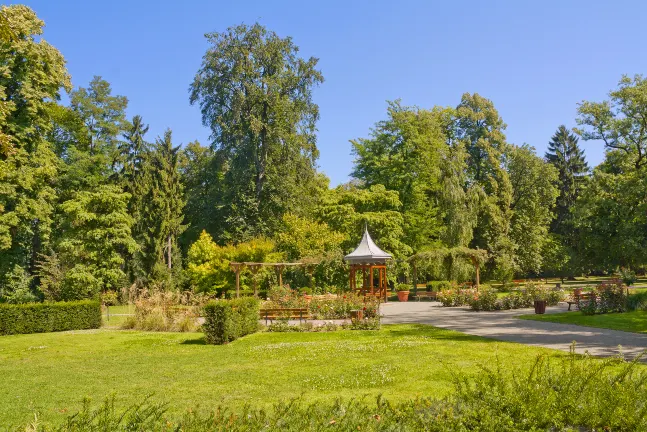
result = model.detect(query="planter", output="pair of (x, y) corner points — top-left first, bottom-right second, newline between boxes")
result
(534, 300), (547, 314)
(397, 291), (410, 302)
(303, 295), (313, 302)
(350, 309), (364, 320)
(573, 288), (582, 298)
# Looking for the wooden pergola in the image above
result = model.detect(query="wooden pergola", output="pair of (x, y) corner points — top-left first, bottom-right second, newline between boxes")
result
(228, 262), (315, 298)
(344, 228), (392, 302)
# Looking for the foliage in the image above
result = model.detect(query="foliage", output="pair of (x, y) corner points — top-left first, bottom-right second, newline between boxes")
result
(275, 213), (345, 261)
(545, 125), (589, 236)
(190, 23), (324, 241)
(121, 291), (203, 332)
(56, 185), (138, 299)
(0, 300), (100, 335)
(186, 231), (280, 295)
(579, 281), (627, 315)
(267, 317), (381, 332)
(436, 289), (476, 307)
(627, 291), (647, 311)
(100, 290), (120, 306)
(395, 283), (409, 292)
(263, 288), (379, 319)
(506, 145), (559, 274)
(619, 267), (637, 286)
(202, 297), (260, 344)
(467, 289), (499, 311)
(411, 247), (487, 283)
(426, 280), (452, 291)
(0, 5), (71, 278)
(351, 101), (451, 251)
(577, 74), (647, 170)
(0, 264), (38, 303)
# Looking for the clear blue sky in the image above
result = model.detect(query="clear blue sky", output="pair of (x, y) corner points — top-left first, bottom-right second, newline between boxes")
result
(14, 0), (647, 185)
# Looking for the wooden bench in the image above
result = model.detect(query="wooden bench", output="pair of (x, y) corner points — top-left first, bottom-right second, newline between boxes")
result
(259, 308), (309, 325)
(565, 292), (595, 311)
(415, 291), (437, 301)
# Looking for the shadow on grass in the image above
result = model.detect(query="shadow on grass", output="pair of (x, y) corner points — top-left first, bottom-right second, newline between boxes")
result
(181, 337), (207, 345)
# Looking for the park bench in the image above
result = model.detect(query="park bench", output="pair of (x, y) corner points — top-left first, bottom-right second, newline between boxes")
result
(565, 292), (595, 311)
(415, 291), (437, 301)
(259, 308), (310, 325)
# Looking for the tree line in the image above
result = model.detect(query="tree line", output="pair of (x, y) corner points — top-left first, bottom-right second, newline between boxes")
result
(0, 5), (645, 301)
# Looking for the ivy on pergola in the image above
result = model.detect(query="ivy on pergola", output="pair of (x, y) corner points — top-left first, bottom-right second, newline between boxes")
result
(408, 247), (489, 291)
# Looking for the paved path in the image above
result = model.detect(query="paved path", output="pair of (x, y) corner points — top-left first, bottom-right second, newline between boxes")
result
(381, 301), (647, 360)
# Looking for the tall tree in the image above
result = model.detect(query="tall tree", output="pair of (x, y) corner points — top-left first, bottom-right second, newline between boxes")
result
(0, 5), (70, 279)
(453, 93), (514, 280)
(351, 101), (450, 251)
(507, 145), (559, 274)
(577, 75), (647, 171)
(545, 126), (589, 231)
(190, 23), (324, 240)
(140, 130), (186, 286)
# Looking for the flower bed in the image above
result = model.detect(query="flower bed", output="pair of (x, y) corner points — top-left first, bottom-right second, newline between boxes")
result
(437, 284), (566, 312)
(263, 286), (379, 320)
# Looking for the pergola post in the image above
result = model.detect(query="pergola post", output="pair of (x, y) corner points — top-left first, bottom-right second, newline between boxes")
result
(229, 263), (243, 298)
(275, 264), (285, 287)
(249, 264), (261, 297)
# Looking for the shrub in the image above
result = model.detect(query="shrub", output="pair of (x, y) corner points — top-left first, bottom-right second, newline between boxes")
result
(620, 267), (637, 286)
(395, 283), (410, 292)
(426, 280), (452, 291)
(121, 291), (202, 332)
(580, 281), (628, 315)
(437, 289), (475, 307)
(0, 264), (38, 304)
(468, 289), (499, 311)
(203, 297), (260, 344)
(307, 295), (379, 320)
(627, 290), (647, 311)
(0, 300), (101, 335)
(101, 290), (120, 306)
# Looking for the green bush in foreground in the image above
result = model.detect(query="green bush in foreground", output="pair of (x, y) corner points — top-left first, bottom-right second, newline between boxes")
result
(19, 347), (647, 431)
(202, 297), (260, 344)
(0, 300), (101, 335)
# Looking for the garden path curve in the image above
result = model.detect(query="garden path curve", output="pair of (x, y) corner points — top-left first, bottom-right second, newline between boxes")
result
(381, 302), (647, 360)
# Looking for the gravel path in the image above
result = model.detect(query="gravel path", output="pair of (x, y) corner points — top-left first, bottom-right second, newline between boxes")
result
(381, 301), (647, 360)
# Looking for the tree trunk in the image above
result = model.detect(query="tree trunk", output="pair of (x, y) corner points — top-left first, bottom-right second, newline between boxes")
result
(167, 235), (172, 270)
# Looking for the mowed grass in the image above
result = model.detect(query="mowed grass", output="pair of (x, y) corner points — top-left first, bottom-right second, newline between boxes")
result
(520, 310), (647, 333)
(0, 324), (565, 427)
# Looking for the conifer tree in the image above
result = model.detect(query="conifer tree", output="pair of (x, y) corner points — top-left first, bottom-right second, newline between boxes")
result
(545, 125), (589, 232)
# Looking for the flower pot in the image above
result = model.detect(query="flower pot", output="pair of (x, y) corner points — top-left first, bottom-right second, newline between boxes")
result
(397, 291), (410, 302)
(303, 295), (313, 302)
(573, 288), (582, 298)
(534, 300), (547, 314)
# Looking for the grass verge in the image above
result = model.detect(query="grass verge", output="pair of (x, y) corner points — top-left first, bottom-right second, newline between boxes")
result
(519, 310), (647, 333)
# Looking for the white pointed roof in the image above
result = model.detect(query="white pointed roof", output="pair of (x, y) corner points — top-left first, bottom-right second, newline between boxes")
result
(344, 228), (392, 263)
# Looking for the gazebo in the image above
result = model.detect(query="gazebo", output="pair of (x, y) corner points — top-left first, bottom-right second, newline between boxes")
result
(344, 228), (392, 301)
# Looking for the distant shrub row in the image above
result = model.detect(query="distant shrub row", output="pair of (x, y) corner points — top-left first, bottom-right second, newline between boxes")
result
(203, 297), (260, 344)
(0, 300), (101, 335)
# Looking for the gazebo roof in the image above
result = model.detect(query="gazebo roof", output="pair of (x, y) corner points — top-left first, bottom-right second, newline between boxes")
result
(344, 228), (392, 264)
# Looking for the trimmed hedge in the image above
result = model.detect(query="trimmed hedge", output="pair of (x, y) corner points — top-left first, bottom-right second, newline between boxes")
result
(203, 297), (260, 345)
(426, 280), (452, 291)
(0, 300), (101, 335)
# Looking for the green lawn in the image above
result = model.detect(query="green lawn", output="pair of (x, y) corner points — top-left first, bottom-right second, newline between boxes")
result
(519, 310), (647, 333)
(0, 324), (568, 427)
(102, 304), (135, 327)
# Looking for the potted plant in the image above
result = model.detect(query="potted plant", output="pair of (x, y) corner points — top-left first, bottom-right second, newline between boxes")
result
(396, 283), (410, 302)
(534, 291), (547, 314)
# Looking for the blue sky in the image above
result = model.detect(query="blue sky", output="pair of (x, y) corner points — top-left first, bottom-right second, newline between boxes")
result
(15, 0), (647, 185)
